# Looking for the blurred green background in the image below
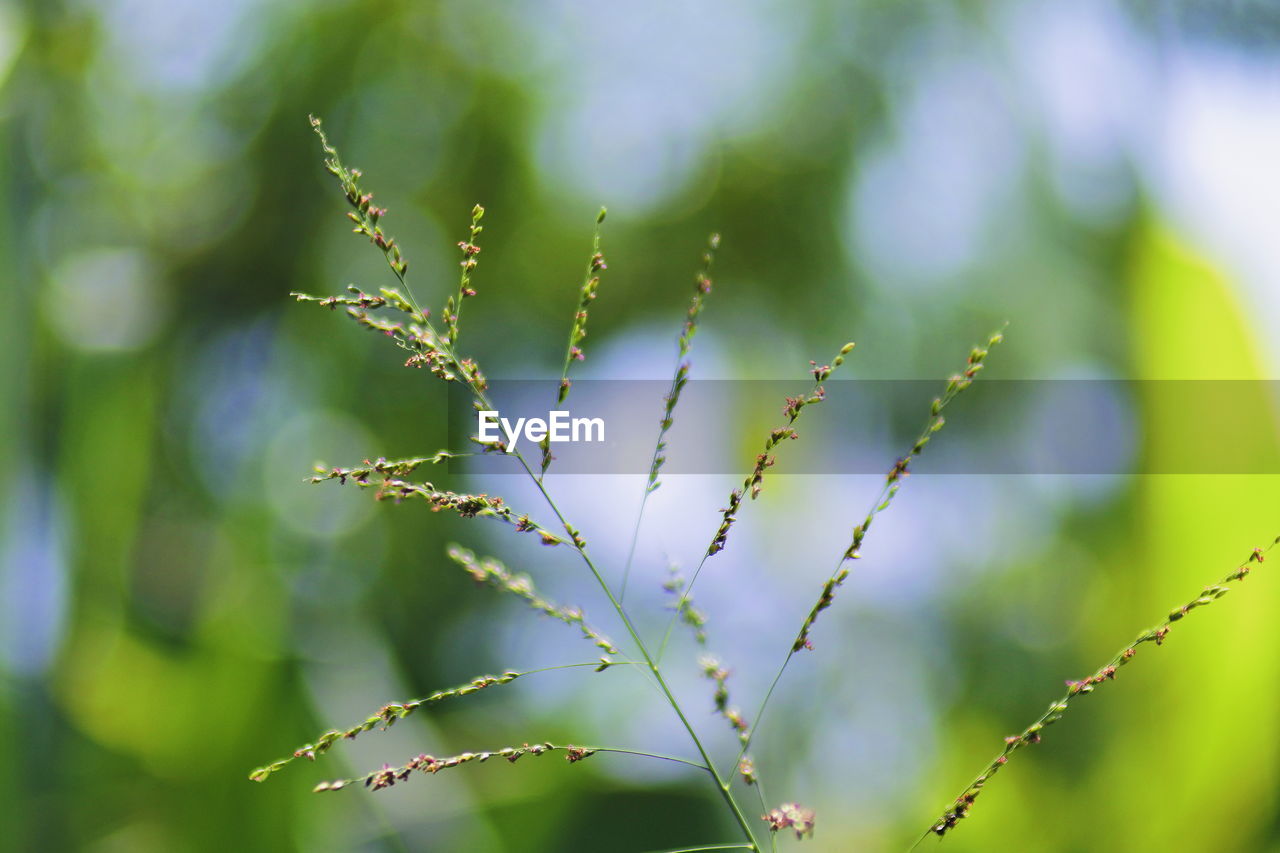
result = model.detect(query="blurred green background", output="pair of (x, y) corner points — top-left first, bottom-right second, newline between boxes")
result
(4, 1), (1280, 851)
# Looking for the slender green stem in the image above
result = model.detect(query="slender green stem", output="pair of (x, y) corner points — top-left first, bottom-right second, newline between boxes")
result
(642, 846), (756, 853)
(511, 453), (761, 850)
(526, 661), (639, 675)
(732, 473), (932, 771)
(406, 319), (756, 847)
(734, 656), (791, 772)
(586, 747), (709, 772)
(748, 781), (775, 853)
(618, 491), (650, 602)
(655, 353), (847, 662)
(620, 355), (687, 602)
(623, 233), (718, 600)
(402, 333), (759, 846)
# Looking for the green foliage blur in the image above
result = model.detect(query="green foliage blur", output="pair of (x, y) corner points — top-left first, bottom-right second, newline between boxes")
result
(3, 1), (1280, 851)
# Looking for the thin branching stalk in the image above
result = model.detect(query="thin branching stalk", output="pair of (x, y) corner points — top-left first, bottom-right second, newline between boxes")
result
(646, 344), (856, 835)
(656, 342), (856, 666)
(704, 344), (856, 559)
(294, 122), (762, 849)
(444, 204), (484, 347)
(914, 538), (1277, 845)
(620, 233), (719, 601)
(309, 459), (564, 544)
(291, 285), (444, 367)
(556, 207), (608, 405)
(542, 208), (609, 476)
(309, 116), (414, 295)
(405, 305), (761, 845)
(642, 846), (756, 853)
(312, 741), (709, 794)
(735, 331), (1004, 784)
(510, 451), (763, 849)
(738, 758), (778, 853)
(249, 661), (631, 782)
(448, 545), (621, 658)
(358, 203), (754, 845)
(663, 569), (757, 756)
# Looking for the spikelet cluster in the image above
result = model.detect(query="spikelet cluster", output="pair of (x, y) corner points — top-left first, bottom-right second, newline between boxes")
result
(700, 655), (749, 743)
(444, 204), (485, 346)
(249, 670), (525, 782)
(706, 342), (856, 557)
(447, 546), (619, 657)
(311, 461), (561, 543)
(926, 540), (1274, 838)
(791, 331), (1004, 654)
(311, 743), (595, 793)
(648, 233), (719, 494)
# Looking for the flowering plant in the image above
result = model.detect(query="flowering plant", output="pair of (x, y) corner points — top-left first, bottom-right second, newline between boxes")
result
(249, 117), (1274, 852)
